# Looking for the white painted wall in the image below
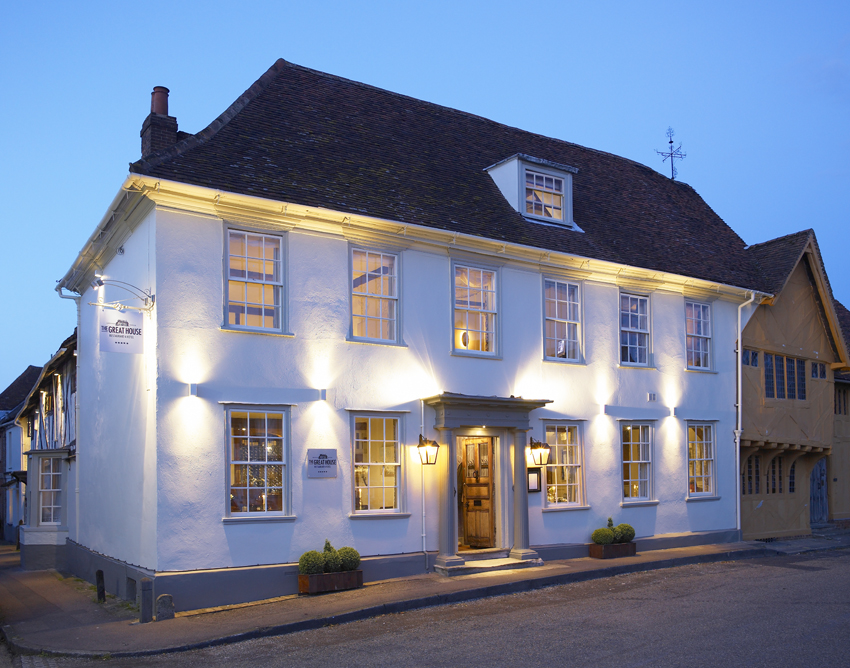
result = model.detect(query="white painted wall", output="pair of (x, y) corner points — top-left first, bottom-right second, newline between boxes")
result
(140, 207), (740, 571)
(76, 208), (158, 570)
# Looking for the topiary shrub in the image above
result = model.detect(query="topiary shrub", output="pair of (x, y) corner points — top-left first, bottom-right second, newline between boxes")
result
(615, 523), (635, 543)
(323, 539), (342, 573)
(338, 546), (361, 571)
(298, 550), (325, 575)
(607, 517), (614, 529)
(592, 528), (615, 545)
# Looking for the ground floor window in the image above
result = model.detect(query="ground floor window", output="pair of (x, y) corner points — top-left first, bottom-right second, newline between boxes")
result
(544, 424), (583, 504)
(228, 409), (287, 514)
(789, 462), (796, 493)
(353, 416), (401, 512)
(767, 457), (784, 494)
(39, 458), (61, 524)
(687, 423), (714, 495)
(742, 455), (760, 495)
(622, 423), (651, 500)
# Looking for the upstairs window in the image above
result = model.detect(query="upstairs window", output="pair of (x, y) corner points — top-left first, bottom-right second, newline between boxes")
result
(764, 354), (806, 400)
(620, 294), (649, 365)
(526, 170), (564, 221)
(227, 230), (282, 330)
(544, 280), (580, 361)
(742, 349), (759, 367)
(812, 362), (827, 379)
(685, 301), (711, 369)
(351, 250), (398, 342)
(454, 265), (497, 355)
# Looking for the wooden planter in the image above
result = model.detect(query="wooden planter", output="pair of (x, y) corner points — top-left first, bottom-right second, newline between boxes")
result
(298, 570), (364, 594)
(588, 542), (637, 559)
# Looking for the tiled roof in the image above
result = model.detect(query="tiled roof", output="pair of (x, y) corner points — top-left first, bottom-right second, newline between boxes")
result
(835, 300), (850, 380)
(0, 366), (42, 412)
(746, 230), (813, 295)
(132, 59), (766, 290)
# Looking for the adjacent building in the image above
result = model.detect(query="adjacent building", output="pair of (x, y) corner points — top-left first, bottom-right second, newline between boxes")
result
(1, 365), (41, 543)
(17, 333), (77, 568)
(739, 232), (850, 539)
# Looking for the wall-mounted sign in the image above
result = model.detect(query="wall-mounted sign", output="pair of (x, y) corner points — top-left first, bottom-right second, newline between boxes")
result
(307, 449), (338, 478)
(99, 309), (144, 354)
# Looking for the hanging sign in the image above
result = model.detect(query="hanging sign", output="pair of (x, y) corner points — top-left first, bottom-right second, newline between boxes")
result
(307, 449), (338, 478)
(99, 309), (144, 354)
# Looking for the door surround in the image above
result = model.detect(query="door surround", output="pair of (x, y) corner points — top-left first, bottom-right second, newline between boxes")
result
(423, 392), (551, 569)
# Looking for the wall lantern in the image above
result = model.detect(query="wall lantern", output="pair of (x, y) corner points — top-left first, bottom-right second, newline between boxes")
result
(528, 438), (551, 467)
(417, 435), (440, 465)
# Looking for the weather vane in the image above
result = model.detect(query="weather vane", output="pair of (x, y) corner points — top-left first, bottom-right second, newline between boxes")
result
(656, 127), (686, 180)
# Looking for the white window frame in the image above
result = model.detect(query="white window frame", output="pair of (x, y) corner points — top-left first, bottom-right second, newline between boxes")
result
(525, 168), (565, 222)
(226, 407), (290, 517)
(685, 300), (712, 370)
(349, 248), (401, 344)
(543, 279), (582, 362)
(38, 456), (61, 525)
(452, 262), (499, 357)
(543, 423), (585, 506)
(687, 422), (715, 497)
(351, 414), (404, 515)
(224, 226), (286, 333)
(620, 293), (650, 366)
(621, 423), (652, 501)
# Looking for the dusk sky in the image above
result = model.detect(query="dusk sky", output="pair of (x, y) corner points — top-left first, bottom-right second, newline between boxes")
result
(1, 1), (848, 389)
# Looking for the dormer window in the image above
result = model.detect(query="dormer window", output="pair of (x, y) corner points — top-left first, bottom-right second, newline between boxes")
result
(526, 170), (564, 221)
(485, 154), (581, 231)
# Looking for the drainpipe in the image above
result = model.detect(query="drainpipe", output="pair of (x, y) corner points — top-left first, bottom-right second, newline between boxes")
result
(420, 399), (427, 570)
(735, 291), (756, 538)
(57, 286), (81, 543)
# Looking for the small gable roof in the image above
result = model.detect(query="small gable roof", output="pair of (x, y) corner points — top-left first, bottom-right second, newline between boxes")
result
(131, 59), (766, 291)
(746, 230), (812, 296)
(0, 366), (42, 413)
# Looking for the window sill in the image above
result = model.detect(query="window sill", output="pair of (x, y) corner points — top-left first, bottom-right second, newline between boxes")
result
(618, 365), (657, 371)
(541, 504), (591, 513)
(222, 515), (297, 524)
(685, 368), (717, 374)
(220, 327), (295, 338)
(619, 500), (660, 508)
(451, 351), (502, 361)
(543, 357), (585, 366)
(346, 336), (408, 348)
(686, 495), (721, 503)
(348, 512), (411, 520)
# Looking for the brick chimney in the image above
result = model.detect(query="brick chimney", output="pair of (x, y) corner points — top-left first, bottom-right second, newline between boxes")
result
(140, 86), (178, 158)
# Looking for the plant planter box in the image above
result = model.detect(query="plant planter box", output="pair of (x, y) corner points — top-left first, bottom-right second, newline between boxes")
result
(298, 570), (364, 594)
(588, 542), (637, 559)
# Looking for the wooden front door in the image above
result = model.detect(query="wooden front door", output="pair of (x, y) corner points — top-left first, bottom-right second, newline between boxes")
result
(460, 437), (495, 548)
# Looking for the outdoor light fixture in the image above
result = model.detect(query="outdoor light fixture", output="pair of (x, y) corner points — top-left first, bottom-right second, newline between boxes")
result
(187, 383), (198, 397)
(528, 438), (551, 467)
(417, 434), (440, 465)
(87, 276), (155, 313)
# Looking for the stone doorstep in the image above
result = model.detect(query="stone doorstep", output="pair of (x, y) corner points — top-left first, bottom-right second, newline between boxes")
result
(435, 556), (544, 577)
(457, 547), (510, 562)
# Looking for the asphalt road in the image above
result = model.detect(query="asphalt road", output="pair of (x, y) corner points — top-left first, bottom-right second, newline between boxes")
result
(8, 549), (850, 667)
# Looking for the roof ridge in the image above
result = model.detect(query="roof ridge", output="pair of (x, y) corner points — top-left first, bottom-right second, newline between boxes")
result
(747, 228), (813, 249)
(130, 58), (291, 173)
(134, 58), (673, 180)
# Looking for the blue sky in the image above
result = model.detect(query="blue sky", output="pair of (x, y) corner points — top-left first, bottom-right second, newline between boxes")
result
(1, 1), (848, 389)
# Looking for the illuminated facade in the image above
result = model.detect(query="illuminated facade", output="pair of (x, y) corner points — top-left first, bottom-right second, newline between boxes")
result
(47, 60), (847, 610)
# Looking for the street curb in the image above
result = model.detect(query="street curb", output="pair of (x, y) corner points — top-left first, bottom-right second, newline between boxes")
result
(1, 545), (779, 659)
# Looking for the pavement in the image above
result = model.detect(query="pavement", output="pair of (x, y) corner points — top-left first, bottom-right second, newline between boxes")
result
(2, 528), (850, 660)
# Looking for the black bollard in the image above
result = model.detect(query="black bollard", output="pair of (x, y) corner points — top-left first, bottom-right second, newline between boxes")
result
(96, 570), (105, 603)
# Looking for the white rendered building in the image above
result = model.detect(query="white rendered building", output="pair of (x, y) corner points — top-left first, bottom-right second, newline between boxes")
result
(50, 60), (771, 610)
